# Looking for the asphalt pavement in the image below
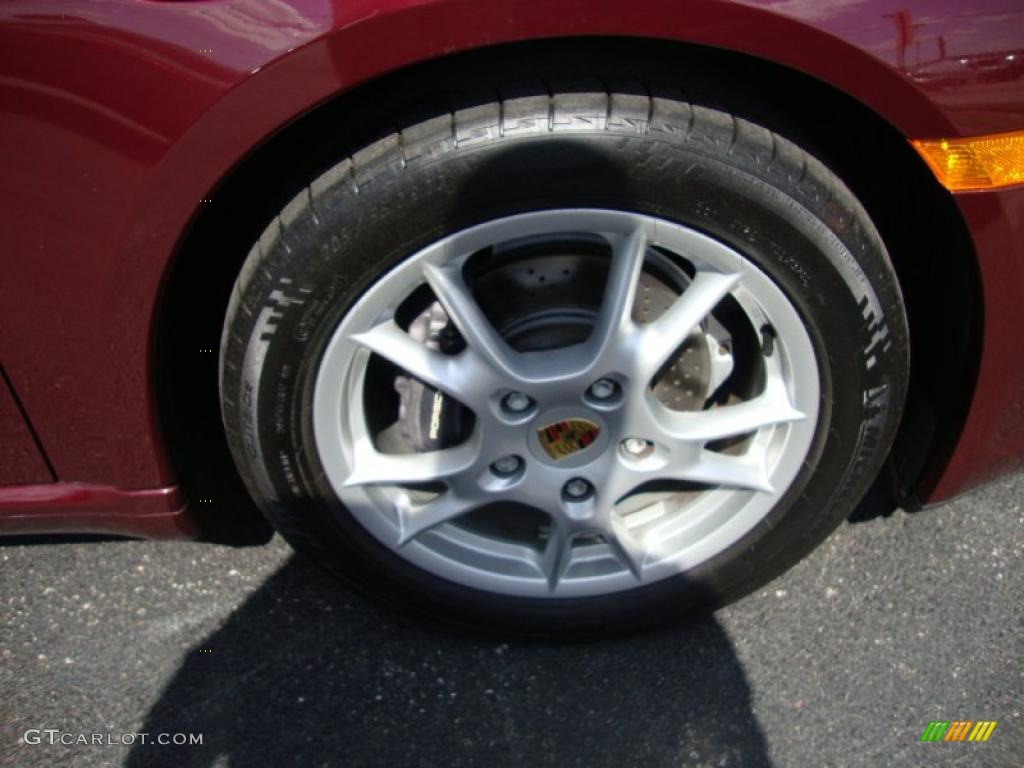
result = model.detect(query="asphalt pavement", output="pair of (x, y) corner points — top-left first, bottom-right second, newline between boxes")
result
(1, 472), (1021, 767)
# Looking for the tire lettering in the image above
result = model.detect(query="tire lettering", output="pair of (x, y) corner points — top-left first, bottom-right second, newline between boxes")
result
(858, 296), (892, 371)
(241, 380), (258, 459)
(293, 275), (348, 342)
(278, 450), (301, 496)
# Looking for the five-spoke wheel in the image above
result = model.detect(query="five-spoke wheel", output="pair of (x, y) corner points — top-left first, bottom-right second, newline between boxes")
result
(220, 87), (906, 632)
(313, 210), (819, 596)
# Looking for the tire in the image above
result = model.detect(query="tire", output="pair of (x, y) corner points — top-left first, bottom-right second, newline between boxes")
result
(219, 82), (908, 635)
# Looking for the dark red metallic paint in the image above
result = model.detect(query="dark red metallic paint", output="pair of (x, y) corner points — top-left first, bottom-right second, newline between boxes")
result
(0, 371), (52, 485)
(931, 185), (1024, 499)
(0, 0), (1021, 536)
(0, 483), (194, 538)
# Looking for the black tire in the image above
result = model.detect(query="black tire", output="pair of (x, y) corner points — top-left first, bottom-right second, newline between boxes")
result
(219, 83), (908, 635)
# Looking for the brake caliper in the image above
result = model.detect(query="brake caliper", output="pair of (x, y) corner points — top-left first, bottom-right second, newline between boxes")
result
(393, 302), (471, 452)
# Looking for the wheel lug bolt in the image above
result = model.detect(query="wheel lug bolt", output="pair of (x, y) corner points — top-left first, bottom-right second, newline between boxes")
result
(491, 455), (522, 477)
(621, 438), (654, 458)
(563, 478), (593, 500)
(502, 392), (533, 413)
(588, 378), (618, 400)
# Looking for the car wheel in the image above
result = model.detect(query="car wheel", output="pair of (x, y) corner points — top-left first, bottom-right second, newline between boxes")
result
(219, 85), (908, 634)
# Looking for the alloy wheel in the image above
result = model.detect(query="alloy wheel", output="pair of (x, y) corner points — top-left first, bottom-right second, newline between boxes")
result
(313, 209), (820, 598)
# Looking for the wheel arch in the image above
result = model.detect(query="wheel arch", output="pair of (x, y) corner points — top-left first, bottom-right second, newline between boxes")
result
(153, 36), (981, 539)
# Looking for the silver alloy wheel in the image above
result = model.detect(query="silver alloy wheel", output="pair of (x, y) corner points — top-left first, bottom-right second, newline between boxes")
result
(313, 209), (819, 598)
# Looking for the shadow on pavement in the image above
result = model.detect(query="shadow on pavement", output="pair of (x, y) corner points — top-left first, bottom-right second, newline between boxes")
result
(126, 555), (771, 767)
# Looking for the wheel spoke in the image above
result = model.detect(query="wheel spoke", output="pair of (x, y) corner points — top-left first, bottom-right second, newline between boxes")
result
(349, 318), (491, 405)
(540, 525), (573, 589)
(587, 225), (648, 360)
(396, 490), (478, 545)
(423, 262), (519, 376)
(666, 448), (774, 492)
(599, 515), (645, 579)
(343, 441), (478, 487)
(656, 374), (805, 443)
(636, 270), (741, 380)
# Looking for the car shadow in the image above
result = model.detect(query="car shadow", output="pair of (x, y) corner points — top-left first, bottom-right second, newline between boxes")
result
(124, 554), (772, 767)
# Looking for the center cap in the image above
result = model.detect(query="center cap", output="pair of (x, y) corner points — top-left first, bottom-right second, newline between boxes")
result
(537, 417), (600, 460)
(527, 406), (609, 468)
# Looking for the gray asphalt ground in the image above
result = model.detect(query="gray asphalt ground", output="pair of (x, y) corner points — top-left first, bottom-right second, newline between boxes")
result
(1, 472), (1021, 768)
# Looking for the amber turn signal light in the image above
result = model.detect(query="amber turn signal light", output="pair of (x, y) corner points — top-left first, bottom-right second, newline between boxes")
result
(911, 130), (1024, 191)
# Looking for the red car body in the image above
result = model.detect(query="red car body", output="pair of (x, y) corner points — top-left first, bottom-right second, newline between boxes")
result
(1, 0), (1022, 539)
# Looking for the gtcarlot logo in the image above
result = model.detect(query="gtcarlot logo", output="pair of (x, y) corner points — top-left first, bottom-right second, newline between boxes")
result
(23, 729), (203, 746)
(920, 720), (997, 742)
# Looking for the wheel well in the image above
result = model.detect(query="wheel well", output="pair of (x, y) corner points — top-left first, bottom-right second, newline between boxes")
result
(154, 37), (981, 540)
